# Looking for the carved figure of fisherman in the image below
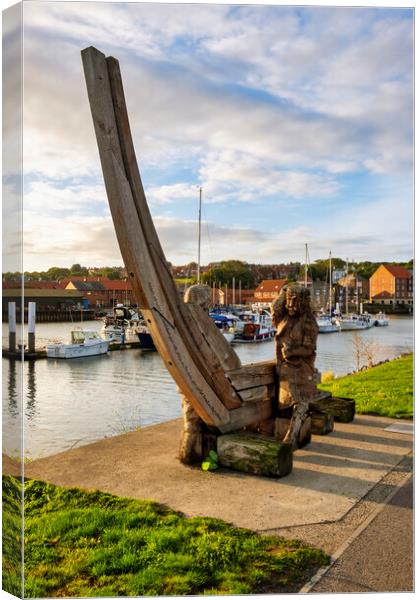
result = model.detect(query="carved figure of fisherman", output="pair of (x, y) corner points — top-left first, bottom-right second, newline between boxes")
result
(178, 284), (212, 464)
(271, 284), (318, 448)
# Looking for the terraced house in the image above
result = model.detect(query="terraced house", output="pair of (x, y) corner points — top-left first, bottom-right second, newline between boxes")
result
(254, 279), (288, 307)
(369, 264), (413, 308)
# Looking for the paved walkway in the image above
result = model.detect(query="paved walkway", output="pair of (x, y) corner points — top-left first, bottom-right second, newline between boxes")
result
(4, 414), (414, 593)
(306, 474), (413, 593)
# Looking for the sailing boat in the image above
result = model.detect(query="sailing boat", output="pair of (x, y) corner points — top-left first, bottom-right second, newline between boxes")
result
(335, 263), (372, 330)
(316, 251), (340, 333)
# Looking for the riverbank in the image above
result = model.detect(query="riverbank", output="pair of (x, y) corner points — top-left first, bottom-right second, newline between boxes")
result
(318, 353), (413, 419)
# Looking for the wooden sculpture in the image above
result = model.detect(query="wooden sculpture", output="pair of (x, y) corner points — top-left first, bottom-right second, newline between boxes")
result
(81, 46), (276, 438)
(271, 285), (319, 448)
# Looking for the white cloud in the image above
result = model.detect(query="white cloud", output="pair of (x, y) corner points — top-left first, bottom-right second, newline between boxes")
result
(147, 183), (199, 205)
(198, 150), (340, 201)
(23, 180), (108, 216)
(2, 3), (412, 270)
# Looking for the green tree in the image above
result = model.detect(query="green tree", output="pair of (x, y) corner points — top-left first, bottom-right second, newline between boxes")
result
(97, 267), (121, 280)
(46, 267), (71, 281)
(70, 263), (88, 276)
(353, 261), (378, 280)
(202, 260), (257, 289)
(309, 257), (346, 281)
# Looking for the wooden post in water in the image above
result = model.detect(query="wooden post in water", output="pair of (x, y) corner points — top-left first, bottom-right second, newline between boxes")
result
(8, 302), (16, 352)
(28, 302), (36, 353)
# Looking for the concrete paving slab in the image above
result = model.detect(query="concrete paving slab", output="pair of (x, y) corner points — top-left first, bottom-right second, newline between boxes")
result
(21, 414), (413, 532)
(384, 422), (414, 434)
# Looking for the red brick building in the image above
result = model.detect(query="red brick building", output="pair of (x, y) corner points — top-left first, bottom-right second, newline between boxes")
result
(62, 277), (135, 308)
(254, 279), (288, 306)
(369, 265), (413, 307)
(211, 287), (255, 306)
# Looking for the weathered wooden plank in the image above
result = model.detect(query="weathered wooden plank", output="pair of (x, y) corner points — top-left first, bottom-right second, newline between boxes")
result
(237, 384), (273, 404)
(217, 433), (293, 478)
(186, 304), (241, 372)
(219, 399), (273, 433)
(227, 360), (276, 390)
(105, 51), (243, 413)
(309, 396), (355, 423)
(184, 305), (242, 409)
(81, 47), (229, 427)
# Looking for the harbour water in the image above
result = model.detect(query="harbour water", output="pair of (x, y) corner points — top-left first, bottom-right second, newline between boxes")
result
(2, 316), (413, 460)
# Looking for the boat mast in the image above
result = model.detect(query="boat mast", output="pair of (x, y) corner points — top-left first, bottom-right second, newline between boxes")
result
(345, 258), (349, 315)
(356, 274), (360, 313)
(197, 186), (202, 284)
(304, 243), (309, 288)
(329, 251), (332, 315)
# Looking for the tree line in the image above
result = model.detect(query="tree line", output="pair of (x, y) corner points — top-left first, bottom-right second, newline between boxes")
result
(3, 258), (413, 287)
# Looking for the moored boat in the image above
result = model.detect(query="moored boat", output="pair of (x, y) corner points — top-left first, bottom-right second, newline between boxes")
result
(316, 314), (340, 333)
(336, 313), (373, 330)
(46, 329), (109, 359)
(101, 304), (141, 342)
(209, 311), (239, 344)
(233, 309), (276, 343)
(136, 322), (157, 350)
(372, 312), (390, 327)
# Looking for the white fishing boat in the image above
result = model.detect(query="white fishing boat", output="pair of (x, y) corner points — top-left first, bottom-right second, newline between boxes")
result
(336, 313), (373, 330)
(46, 329), (109, 359)
(372, 312), (390, 327)
(233, 309), (276, 343)
(317, 314), (340, 333)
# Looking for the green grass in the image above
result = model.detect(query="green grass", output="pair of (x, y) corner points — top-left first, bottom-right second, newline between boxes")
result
(318, 353), (413, 419)
(2, 474), (23, 596)
(13, 476), (329, 597)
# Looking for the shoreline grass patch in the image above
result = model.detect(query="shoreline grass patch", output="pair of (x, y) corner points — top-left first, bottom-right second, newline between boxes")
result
(318, 353), (413, 419)
(18, 477), (329, 597)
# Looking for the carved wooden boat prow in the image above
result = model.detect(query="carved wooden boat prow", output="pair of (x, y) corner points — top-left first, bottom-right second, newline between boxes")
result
(81, 46), (275, 433)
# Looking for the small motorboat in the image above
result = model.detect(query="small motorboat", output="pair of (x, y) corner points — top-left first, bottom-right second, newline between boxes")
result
(335, 313), (373, 330)
(316, 314), (340, 333)
(233, 309), (276, 343)
(372, 312), (390, 327)
(209, 312), (239, 344)
(46, 329), (109, 359)
(101, 304), (143, 343)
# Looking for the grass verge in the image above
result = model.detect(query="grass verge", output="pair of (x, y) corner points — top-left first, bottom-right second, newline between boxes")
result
(2, 474), (22, 596)
(318, 353), (413, 419)
(9, 476), (330, 597)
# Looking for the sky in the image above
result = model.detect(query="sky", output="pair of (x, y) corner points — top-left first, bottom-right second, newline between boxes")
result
(2, 0), (414, 272)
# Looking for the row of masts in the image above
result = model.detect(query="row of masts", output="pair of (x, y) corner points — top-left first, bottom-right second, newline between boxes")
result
(197, 193), (356, 315)
(304, 245), (359, 315)
(303, 244), (333, 313)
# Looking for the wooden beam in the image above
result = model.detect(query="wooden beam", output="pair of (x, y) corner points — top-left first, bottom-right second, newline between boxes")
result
(227, 360), (276, 390)
(81, 47), (230, 426)
(104, 51), (244, 412)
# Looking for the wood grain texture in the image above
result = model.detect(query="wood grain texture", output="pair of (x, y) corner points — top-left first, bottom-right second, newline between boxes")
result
(227, 360), (276, 390)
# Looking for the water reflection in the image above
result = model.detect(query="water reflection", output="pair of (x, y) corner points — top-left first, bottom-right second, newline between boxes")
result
(26, 361), (37, 419)
(7, 359), (18, 417)
(2, 357), (22, 459)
